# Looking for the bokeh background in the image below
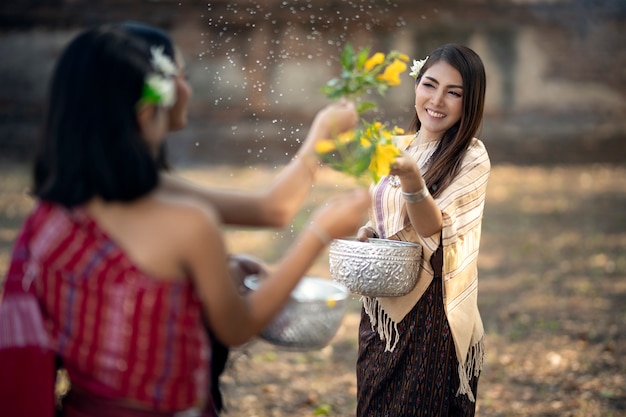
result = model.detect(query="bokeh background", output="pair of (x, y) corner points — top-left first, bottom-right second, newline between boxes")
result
(1, 1), (625, 416)
(1, 0), (625, 166)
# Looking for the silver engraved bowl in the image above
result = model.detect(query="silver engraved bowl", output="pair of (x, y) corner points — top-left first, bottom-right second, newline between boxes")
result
(329, 238), (422, 297)
(244, 275), (349, 350)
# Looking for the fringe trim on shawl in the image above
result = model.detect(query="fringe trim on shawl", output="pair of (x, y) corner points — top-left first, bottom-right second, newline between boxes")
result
(362, 296), (399, 352)
(456, 336), (485, 402)
(362, 296), (486, 402)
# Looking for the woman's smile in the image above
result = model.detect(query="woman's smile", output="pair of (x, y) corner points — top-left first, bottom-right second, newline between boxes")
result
(414, 60), (464, 139)
(425, 108), (446, 119)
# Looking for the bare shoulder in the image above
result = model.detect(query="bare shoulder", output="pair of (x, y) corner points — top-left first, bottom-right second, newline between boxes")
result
(149, 194), (229, 284)
(147, 194), (225, 276)
(154, 194), (221, 237)
(84, 195), (222, 279)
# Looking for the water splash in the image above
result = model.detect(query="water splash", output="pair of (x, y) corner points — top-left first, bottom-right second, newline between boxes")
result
(199, 0), (409, 164)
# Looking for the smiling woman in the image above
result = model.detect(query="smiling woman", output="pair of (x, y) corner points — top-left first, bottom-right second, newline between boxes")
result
(354, 44), (490, 417)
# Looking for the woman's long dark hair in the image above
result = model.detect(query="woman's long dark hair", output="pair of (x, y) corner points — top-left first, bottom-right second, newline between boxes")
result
(33, 26), (160, 207)
(408, 44), (486, 198)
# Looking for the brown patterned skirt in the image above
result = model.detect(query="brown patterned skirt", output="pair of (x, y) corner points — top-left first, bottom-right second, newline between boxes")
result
(356, 273), (479, 417)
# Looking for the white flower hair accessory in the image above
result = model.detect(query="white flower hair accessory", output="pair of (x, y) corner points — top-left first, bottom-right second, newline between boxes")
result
(137, 46), (178, 108)
(408, 56), (429, 79)
(140, 74), (176, 108)
(150, 45), (178, 77)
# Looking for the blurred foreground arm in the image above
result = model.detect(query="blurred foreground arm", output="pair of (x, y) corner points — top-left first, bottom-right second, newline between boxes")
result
(161, 100), (358, 227)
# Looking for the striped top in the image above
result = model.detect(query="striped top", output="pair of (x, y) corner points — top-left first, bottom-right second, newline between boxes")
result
(365, 137), (441, 286)
(6, 202), (210, 412)
(370, 137), (441, 262)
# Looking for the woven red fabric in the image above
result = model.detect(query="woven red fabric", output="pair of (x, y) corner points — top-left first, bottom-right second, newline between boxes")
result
(1, 202), (211, 413)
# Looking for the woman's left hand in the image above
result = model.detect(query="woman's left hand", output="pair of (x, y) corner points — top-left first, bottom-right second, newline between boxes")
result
(356, 226), (377, 242)
(228, 254), (267, 294)
(389, 151), (422, 185)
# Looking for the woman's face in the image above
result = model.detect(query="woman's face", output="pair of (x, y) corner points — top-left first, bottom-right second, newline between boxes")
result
(414, 60), (464, 140)
(169, 50), (192, 131)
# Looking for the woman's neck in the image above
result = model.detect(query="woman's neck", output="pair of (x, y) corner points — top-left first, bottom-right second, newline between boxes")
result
(416, 130), (442, 144)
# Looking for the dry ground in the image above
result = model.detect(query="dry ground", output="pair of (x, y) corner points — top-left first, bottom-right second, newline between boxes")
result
(1, 162), (625, 416)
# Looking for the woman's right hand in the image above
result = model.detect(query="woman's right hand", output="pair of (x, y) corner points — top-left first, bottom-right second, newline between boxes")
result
(314, 99), (358, 138)
(308, 188), (371, 242)
(294, 99), (358, 171)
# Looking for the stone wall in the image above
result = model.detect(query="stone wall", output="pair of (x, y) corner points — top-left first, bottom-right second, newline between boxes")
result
(1, 0), (625, 165)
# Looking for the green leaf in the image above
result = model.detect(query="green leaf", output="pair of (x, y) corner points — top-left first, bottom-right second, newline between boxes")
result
(340, 43), (355, 70)
(376, 83), (389, 96)
(313, 404), (332, 415)
(355, 46), (371, 70)
(357, 101), (377, 114)
(353, 155), (371, 175)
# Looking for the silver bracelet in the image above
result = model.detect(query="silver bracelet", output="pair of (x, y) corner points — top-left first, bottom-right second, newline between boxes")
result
(402, 183), (430, 204)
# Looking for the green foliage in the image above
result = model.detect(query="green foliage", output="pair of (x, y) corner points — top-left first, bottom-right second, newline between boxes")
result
(313, 403), (332, 415)
(320, 43), (408, 113)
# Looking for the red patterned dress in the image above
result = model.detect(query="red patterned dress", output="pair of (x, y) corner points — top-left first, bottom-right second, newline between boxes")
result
(0, 202), (213, 416)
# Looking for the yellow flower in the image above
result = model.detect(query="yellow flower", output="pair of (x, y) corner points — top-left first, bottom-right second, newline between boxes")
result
(316, 117), (404, 183)
(337, 130), (356, 144)
(364, 52), (385, 71)
(315, 139), (337, 154)
(369, 142), (401, 180)
(377, 59), (407, 86)
(317, 44), (411, 182)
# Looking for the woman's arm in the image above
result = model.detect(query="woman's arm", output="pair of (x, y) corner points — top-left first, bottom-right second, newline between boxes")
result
(390, 152), (443, 238)
(161, 100), (358, 227)
(184, 188), (370, 346)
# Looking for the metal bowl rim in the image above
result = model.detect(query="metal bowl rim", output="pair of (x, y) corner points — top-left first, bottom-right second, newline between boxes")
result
(244, 275), (349, 303)
(331, 237), (422, 248)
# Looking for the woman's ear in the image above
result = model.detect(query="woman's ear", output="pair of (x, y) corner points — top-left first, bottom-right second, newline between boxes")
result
(136, 104), (167, 155)
(136, 104), (156, 136)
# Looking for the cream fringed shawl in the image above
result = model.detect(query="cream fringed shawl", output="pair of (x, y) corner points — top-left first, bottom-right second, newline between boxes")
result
(363, 136), (490, 402)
